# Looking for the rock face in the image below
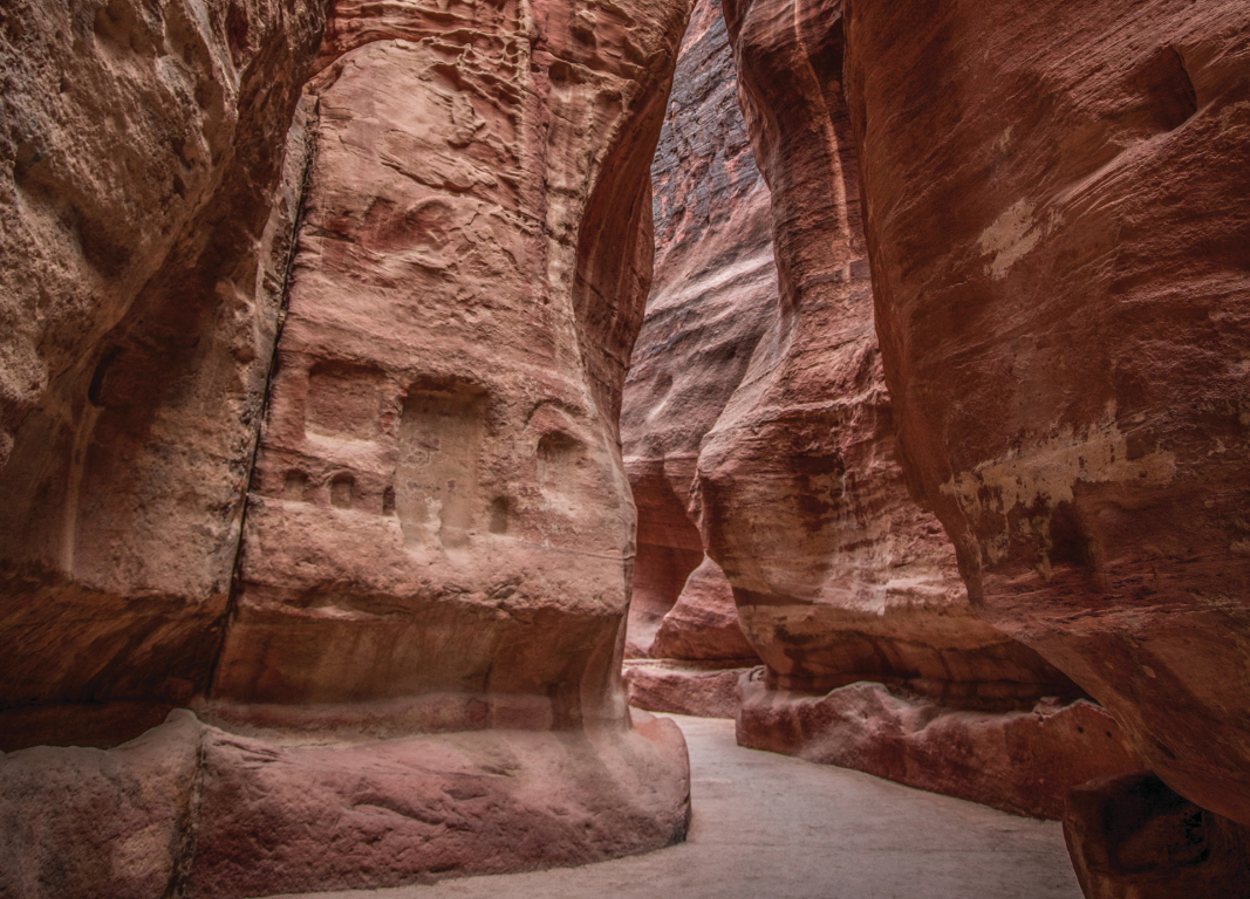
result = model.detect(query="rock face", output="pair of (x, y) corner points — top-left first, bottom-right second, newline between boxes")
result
(0, 709), (690, 899)
(623, 659), (752, 719)
(842, 0), (1250, 826)
(620, 0), (1135, 811)
(739, 676), (1140, 819)
(620, 0), (774, 663)
(0, 0), (693, 893)
(0, 0), (328, 747)
(1064, 774), (1250, 898)
(209, 0), (687, 734)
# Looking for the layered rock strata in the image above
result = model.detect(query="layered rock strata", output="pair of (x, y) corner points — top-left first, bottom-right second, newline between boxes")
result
(843, 0), (1250, 827)
(0, 0), (694, 893)
(739, 676), (1139, 819)
(620, 0), (765, 718)
(667, 0), (1144, 812)
(0, 709), (689, 899)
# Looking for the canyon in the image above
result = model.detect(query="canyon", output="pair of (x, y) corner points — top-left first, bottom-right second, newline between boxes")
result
(2, 0), (1248, 896)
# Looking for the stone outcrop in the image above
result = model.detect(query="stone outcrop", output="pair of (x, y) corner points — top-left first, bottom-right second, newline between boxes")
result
(0, 0), (694, 893)
(842, 0), (1250, 827)
(0, 708), (689, 898)
(740, 676), (1140, 819)
(620, 0), (1137, 812)
(623, 659), (747, 720)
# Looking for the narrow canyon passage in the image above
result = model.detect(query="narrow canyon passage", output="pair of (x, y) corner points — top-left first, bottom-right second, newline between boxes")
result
(277, 714), (1082, 899)
(2, 0), (1249, 896)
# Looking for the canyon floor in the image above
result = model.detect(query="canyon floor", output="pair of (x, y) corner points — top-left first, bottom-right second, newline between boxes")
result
(275, 714), (1082, 899)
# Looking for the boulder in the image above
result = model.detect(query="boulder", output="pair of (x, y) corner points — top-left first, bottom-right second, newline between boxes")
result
(1064, 774), (1250, 898)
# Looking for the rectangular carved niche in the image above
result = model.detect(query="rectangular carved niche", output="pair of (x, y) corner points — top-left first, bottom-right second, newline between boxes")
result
(396, 383), (487, 549)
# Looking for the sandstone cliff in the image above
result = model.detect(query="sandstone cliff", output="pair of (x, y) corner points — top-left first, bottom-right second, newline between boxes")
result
(0, 0), (693, 894)
(622, 0), (1137, 816)
(621, 0), (773, 665)
(843, 0), (1250, 829)
(0, 0), (327, 745)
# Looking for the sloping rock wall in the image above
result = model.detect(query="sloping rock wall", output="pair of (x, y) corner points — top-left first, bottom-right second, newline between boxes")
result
(621, 0), (774, 663)
(843, 0), (1250, 827)
(688, 0), (1142, 813)
(0, 0), (328, 746)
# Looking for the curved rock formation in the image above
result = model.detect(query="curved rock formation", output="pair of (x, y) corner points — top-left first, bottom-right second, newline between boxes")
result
(1064, 774), (1250, 898)
(842, 0), (1250, 826)
(210, 0), (685, 733)
(0, 0), (328, 746)
(659, 0), (1144, 814)
(0, 0), (694, 893)
(621, 0), (774, 662)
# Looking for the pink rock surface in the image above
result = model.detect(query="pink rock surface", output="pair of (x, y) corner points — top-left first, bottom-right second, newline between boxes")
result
(843, 0), (1250, 825)
(186, 712), (690, 897)
(0, 710), (203, 898)
(632, 0), (1134, 813)
(738, 676), (1141, 820)
(0, 710), (689, 898)
(211, 0), (691, 734)
(0, 0), (695, 890)
(621, 0), (775, 659)
(711, 0), (1067, 713)
(624, 660), (752, 719)
(0, 0), (327, 741)
(652, 556), (757, 662)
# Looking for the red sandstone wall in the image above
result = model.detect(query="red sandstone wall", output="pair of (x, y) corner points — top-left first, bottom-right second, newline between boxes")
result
(621, 0), (775, 662)
(0, 0), (695, 893)
(843, 0), (1250, 827)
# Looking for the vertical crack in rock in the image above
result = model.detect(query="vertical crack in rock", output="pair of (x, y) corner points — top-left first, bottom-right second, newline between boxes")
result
(207, 99), (322, 696)
(162, 726), (209, 899)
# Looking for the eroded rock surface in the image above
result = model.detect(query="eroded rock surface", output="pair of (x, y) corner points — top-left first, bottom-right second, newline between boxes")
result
(624, 659), (751, 719)
(739, 676), (1141, 819)
(0, 0), (327, 746)
(0, 709), (690, 898)
(843, 0), (1250, 825)
(630, 0), (1142, 811)
(1064, 774), (1250, 898)
(210, 0), (690, 732)
(621, 0), (774, 663)
(0, 0), (694, 893)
